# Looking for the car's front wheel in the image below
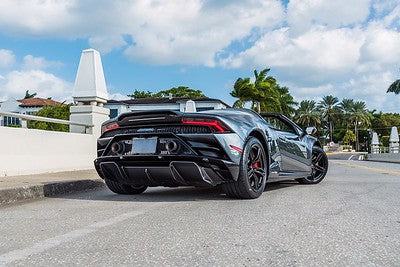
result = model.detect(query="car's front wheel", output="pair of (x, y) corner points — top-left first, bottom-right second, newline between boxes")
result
(296, 146), (328, 184)
(105, 179), (148, 195)
(222, 137), (267, 199)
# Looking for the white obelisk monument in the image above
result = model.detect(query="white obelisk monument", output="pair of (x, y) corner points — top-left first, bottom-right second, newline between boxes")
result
(70, 49), (110, 136)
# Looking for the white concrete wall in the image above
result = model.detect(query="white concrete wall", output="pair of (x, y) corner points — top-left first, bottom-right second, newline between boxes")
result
(0, 127), (97, 177)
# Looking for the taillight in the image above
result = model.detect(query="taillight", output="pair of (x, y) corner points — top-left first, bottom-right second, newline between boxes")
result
(101, 122), (119, 134)
(181, 118), (229, 133)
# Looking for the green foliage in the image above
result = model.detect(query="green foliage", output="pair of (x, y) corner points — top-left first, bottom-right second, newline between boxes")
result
(230, 68), (297, 116)
(317, 95), (341, 142)
(24, 90), (37, 99)
(387, 79), (400, 94)
(7, 124), (21, 128)
(128, 90), (154, 99)
(154, 86), (205, 98)
(370, 112), (400, 136)
(343, 130), (356, 145)
(29, 104), (71, 132)
(128, 86), (206, 99)
(381, 136), (390, 147)
(294, 100), (321, 128)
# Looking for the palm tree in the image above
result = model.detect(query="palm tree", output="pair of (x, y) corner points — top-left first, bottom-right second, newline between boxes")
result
(339, 98), (354, 130)
(24, 90), (37, 99)
(253, 69), (280, 112)
(349, 101), (371, 151)
(318, 95), (341, 142)
(276, 86), (298, 117)
(230, 78), (253, 108)
(387, 73), (400, 94)
(294, 100), (321, 128)
(231, 68), (280, 112)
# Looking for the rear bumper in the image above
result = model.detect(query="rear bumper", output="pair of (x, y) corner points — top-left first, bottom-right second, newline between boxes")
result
(94, 155), (239, 187)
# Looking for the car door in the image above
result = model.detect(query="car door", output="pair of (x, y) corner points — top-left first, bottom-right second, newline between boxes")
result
(263, 115), (310, 173)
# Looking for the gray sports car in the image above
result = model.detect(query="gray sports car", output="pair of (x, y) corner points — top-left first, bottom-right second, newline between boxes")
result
(94, 108), (328, 199)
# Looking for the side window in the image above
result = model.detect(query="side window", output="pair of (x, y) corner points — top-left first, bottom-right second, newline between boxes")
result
(263, 116), (297, 134)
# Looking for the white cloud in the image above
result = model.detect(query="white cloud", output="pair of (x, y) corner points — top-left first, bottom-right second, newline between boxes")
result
(0, 70), (72, 102)
(22, 55), (62, 70)
(88, 35), (127, 54)
(0, 49), (15, 68)
(0, 0), (285, 65)
(287, 0), (371, 36)
(360, 26), (400, 63)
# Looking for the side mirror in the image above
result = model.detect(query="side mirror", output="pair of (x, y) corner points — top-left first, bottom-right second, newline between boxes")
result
(305, 126), (317, 135)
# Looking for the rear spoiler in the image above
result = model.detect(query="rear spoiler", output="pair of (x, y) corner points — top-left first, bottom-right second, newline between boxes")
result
(102, 110), (231, 134)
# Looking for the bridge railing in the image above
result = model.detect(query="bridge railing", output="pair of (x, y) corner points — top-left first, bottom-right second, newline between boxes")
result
(0, 111), (94, 133)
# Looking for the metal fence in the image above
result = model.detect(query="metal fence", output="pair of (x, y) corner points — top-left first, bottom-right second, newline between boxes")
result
(0, 111), (94, 133)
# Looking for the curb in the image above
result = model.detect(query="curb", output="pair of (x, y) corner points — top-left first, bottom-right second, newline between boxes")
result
(0, 179), (105, 206)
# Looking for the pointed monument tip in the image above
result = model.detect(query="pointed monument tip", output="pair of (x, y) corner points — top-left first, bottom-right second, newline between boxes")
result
(82, 48), (99, 53)
(390, 126), (399, 142)
(73, 49), (109, 103)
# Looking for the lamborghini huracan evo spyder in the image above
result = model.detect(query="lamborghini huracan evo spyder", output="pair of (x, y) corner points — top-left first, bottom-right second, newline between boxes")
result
(94, 109), (328, 199)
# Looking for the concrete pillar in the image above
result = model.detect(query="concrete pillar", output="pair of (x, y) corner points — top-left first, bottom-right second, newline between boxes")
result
(371, 132), (380, 154)
(70, 48), (110, 137)
(70, 105), (109, 136)
(389, 126), (399, 153)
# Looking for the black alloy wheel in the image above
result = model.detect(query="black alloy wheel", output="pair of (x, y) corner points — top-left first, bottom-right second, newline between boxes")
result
(247, 143), (267, 192)
(297, 146), (328, 184)
(222, 137), (267, 199)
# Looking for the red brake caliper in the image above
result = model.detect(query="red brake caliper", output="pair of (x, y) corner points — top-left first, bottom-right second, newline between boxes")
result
(253, 162), (259, 168)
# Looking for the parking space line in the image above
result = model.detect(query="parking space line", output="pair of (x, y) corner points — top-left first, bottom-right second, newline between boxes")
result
(0, 209), (148, 265)
(331, 160), (400, 176)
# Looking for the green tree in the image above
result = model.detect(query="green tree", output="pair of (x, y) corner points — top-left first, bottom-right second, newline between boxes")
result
(230, 77), (252, 108)
(24, 90), (37, 99)
(230, 68), (285, 113)
(128, 90), (154, 99)
(339, 98), (354, 130)
(294, 100), (321, 129)
(318, 95), (341, 142)
(343, 130), (356, 146)
(154, 86), (205, 98)
(29, 104), (71, 132)
(349, 101), (371, 151)
(387, 71), (400, 94)
(276, 86), (297, 117)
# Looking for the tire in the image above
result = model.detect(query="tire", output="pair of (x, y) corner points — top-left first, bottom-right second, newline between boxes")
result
(296, 146), (328, 184)
(105, 179), (148, 195)
(222, 137), (267, 199)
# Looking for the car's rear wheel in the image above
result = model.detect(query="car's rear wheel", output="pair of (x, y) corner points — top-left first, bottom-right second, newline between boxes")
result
(296, 146), (328, 184)
(222, 137), (267, 199)
(105, 179), (148, 194)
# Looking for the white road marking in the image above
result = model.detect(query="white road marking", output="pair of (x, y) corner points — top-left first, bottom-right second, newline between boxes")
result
(348, 155), (354, 160)
(0, 210), (145, 265)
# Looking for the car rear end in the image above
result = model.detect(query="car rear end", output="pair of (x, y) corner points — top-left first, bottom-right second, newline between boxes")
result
(94, 110), (244, 188)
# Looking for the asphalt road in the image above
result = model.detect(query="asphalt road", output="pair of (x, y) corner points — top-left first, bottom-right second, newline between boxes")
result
(327, 152), (366, 161)
(1, 160), (400, 266)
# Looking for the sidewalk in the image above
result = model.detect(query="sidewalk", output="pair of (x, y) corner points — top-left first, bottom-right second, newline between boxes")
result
(0, 169), (104, 206)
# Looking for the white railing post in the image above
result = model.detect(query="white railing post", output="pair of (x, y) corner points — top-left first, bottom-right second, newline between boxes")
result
(371, 132), (379, 154)
(389, 126), (399, 153)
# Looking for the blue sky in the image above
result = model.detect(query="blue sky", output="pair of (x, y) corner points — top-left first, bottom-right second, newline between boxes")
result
(0, 0), (399, 112)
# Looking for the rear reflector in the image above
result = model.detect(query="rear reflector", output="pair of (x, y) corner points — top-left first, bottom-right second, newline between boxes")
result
(181, 118), (228, 133)
(102, 122), (119, 134)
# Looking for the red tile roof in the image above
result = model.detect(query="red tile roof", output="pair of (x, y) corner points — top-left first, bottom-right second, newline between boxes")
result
(17, 98), (62, 107)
